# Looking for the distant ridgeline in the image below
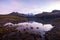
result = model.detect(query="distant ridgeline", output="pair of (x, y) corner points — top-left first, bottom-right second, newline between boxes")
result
(9, 10), (60, 19)
(34, 10), (60, 24)
(0, 10), (60, 26)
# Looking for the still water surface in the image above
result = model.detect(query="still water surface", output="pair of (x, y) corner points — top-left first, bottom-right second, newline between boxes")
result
(16, 21), (54, 36)
(4, 21), (54, 39)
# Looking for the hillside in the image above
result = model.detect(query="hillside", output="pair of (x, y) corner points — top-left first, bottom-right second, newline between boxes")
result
(34, 10), (60, 24)
(0, 15), (28, 26)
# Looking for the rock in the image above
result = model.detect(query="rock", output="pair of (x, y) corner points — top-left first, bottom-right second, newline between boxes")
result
(45, 26), (60, 40)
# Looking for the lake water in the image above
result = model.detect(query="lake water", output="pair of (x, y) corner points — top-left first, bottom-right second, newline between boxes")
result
(15, 21), (53, 36)
(4, 21), (54, 40)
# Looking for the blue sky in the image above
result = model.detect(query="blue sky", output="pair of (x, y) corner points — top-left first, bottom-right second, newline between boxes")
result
(0, 0), (60, 14)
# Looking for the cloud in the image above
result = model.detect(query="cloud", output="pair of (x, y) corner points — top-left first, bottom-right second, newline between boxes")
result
(0, 0), (60, 14)
(41, 1), (60, 12)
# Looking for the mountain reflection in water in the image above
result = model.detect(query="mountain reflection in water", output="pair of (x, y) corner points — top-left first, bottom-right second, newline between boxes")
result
(4, 21), (54, 37)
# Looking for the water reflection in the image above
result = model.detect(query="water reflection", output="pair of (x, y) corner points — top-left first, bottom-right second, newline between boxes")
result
(4, 21), (54, 37)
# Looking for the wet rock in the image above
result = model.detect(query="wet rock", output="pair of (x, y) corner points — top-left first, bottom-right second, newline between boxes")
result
(45, 26), (60, 40)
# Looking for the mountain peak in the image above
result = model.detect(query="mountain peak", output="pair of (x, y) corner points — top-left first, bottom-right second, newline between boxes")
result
(52, 10), (60, 13)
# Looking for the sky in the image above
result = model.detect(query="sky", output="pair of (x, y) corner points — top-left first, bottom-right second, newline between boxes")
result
(0, 0), (60, 14)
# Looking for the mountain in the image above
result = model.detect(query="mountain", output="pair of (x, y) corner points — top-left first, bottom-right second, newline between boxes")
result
(9, 12), (27, 17)
(34, 10), (60, 24)
(51, 10), (60, 13)
(9, 12), (34, 18)
(35, 10), (60, 18)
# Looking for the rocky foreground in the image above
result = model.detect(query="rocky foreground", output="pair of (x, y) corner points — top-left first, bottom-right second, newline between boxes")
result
(0, 26), (42, 40)
(45, 18), (60, 40)
(45, 26), (60, 40)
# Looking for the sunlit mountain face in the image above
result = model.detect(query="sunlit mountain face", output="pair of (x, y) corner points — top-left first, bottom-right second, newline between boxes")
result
(0, 0), (60, 14)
